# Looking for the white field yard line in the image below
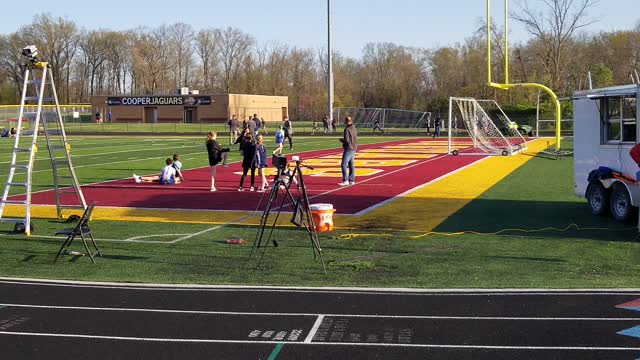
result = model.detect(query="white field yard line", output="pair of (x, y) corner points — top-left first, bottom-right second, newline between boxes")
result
(0, 143), (205, 167)
(2, 278), (640, 293)
(170, 212), (263, 243)
(18, 233), (192, 244)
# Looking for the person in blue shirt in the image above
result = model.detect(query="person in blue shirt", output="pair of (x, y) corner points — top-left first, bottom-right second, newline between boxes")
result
(172, 153), (184, 182)
(133, 158), (180, 184)
(1, 128), (8, 137)
(273, 125), (285, 155)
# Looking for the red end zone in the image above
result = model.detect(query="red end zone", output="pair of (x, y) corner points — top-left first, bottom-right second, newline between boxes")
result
(20, 139), (486, 215)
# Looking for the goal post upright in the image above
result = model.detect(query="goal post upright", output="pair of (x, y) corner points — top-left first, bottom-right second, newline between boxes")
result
(486, 0), (562, 151)
(448, 96), (453, 154)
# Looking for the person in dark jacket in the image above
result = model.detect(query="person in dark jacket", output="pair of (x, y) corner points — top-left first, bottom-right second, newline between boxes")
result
(238, 133), (257, 191)
(205, 131), (229, 192)
(338, 116), (358, 186)
(282, 115), (293, 150)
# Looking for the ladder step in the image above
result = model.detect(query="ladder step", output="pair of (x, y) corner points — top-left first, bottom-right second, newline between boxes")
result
(8, 182), (27, 187)
(23, 96), (54, 102)
(20, 130), (35, 136)
(58, 205), (84, 210)
(52, 160), (70, 165)
(24, 112), (57, 118)
(13, 147), (32, 153)
(11, 165), (29, 170)
(2, 200), (27, 205)
(0, 218), (28, 223)
(57, 189), (80, 195)
(27, 80), (43, 85)
(49, 145), (66, 151)
(46, 130), (62, 135)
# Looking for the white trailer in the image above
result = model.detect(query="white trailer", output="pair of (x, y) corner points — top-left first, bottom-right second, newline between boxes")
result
(573, 84), (640, 222)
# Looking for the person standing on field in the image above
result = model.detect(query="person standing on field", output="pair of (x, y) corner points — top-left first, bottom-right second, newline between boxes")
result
(228, 114), (239, 145)
(433, 117), (442, 138)
(282, 115), (294, 150)
(338, 116), (357, 186)
(205, 131), (230, 192)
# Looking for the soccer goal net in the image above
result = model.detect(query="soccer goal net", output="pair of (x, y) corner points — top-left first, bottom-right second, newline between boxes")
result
(333, 107), (431, 132)
(448, 97), (527, 156)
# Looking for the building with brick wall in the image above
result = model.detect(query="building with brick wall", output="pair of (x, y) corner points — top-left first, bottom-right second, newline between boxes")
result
(90, 94), (288, 124)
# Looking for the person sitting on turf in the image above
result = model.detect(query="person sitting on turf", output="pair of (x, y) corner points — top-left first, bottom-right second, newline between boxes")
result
(172, 153), (185, 182)
(133, 158), (181, 184)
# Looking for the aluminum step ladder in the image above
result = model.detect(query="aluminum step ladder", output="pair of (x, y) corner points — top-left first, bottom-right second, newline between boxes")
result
(0, 61), (86, 235)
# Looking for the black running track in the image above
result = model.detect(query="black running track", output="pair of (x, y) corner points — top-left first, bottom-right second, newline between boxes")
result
(2, 279), (640, 360)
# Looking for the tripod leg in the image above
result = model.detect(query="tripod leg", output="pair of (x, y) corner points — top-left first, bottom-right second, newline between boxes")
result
(249, 184), (279, 262)
(295, 162), (327, 273)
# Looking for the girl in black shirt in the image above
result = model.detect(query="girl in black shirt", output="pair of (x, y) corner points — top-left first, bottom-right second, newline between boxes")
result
(205, 131), (229, 192)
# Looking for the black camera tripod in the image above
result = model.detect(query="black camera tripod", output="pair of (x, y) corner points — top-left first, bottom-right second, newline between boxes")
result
(248, 159), (326, 273)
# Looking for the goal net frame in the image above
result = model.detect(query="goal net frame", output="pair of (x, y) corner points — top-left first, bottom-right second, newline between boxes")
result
(447, 97), (528, 156)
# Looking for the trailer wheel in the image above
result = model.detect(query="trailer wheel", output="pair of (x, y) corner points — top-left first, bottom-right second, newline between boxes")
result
(501, 150), (509, 156)
(610, 184), (633, 222)
(586, 182), (609, 216)
(452, 150), (459, 156)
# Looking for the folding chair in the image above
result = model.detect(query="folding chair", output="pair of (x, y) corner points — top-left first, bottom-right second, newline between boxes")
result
(54, 202), (101, 263)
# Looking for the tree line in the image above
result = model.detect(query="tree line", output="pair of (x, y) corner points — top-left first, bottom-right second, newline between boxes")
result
(0, 1), (638, 120)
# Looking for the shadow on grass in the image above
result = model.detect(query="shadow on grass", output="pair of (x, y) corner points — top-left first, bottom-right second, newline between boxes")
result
(435, 198), (638, 242)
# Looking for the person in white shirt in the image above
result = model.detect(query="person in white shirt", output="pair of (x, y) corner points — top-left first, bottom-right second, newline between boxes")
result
(172, 153), (184, 182)
(133, 158), (181, 184)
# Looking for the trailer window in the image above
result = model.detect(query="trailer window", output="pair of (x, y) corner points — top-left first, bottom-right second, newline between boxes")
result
(602, 97), (636, 143)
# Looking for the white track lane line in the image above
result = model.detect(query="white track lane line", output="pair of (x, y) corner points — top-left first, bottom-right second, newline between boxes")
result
(2, 303), (640, 321)
(1, 331), (639, 351)
(304, 315), (325, 343)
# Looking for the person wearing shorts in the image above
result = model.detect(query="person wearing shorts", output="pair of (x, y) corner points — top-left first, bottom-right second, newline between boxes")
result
(206, 131), (230, 192)
(273, 125), (285, 155)
(133, 158), (181, 185)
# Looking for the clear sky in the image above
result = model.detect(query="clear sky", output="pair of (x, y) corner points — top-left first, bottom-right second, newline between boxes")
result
(0, 0), (638, 58)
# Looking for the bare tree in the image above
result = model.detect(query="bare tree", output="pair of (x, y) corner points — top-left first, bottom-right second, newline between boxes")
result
(195, 28), (219, 92)
(512, 0), (600, 88)
(170, 23), (194, 87)
(218, 27), (254, 93)
(0, 33), (29, 101)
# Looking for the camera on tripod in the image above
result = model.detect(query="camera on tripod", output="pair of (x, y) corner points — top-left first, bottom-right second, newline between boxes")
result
(272, 154), (288, 170)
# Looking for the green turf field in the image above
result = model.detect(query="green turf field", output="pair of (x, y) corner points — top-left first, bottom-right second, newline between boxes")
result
(0, 136), (638, 288)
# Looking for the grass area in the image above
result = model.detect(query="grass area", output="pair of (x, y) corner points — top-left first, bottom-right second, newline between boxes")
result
(0, 137), (639, 288)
